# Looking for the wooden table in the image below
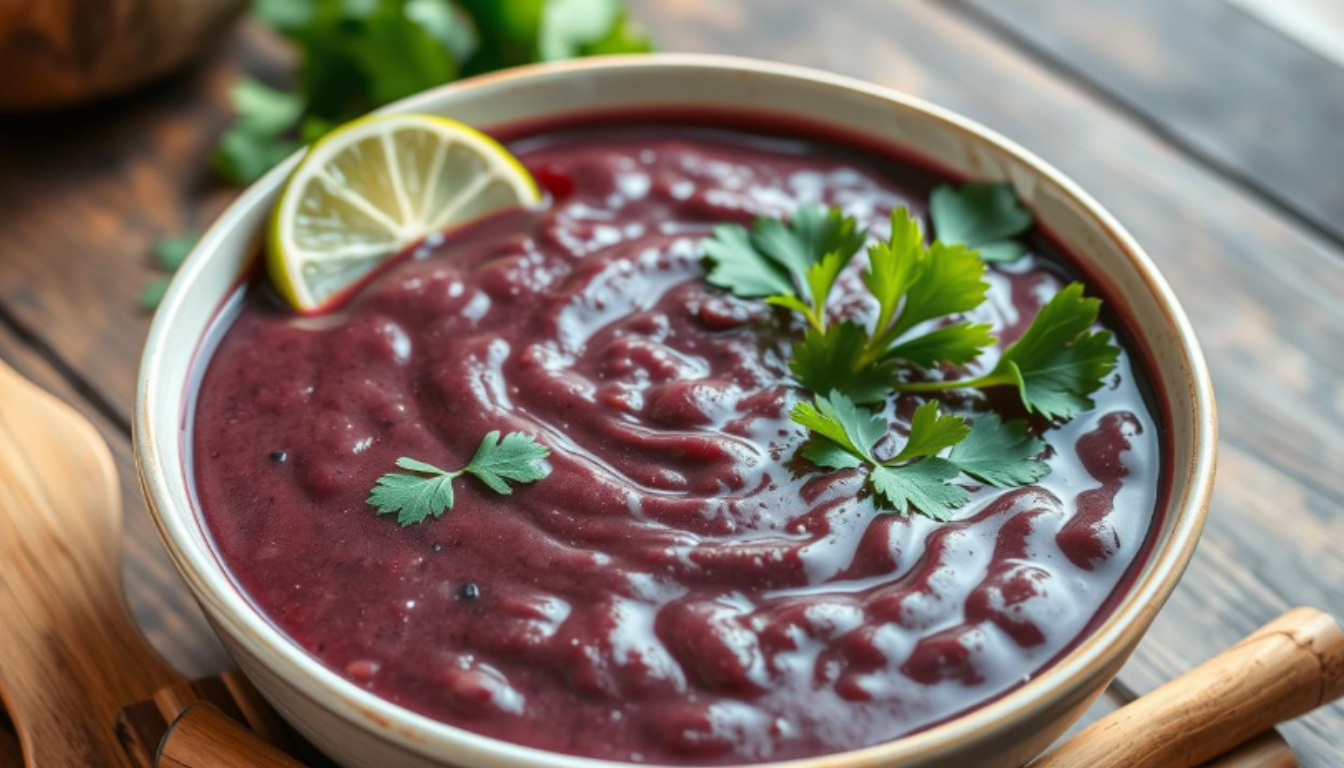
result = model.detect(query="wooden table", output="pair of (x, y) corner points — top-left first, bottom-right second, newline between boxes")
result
(2, 0), (1342, 764)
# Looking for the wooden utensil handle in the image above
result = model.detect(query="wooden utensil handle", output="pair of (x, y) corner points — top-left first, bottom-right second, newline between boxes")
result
(156, 704), (308, 768)
(0, 358), (182, 768)
(1033, 607), (1344, 768)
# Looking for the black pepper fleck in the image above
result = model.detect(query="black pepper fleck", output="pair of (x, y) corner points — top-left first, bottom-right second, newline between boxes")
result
(269, 451), (288, 463)
(457, 583), (480, 601)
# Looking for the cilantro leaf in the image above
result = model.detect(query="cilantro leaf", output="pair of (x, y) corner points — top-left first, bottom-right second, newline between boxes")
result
(753, 205), (867, 280)
(138, 277), (171, 312)
(800, 438), (864, 470)
(861, 208), (994, 369)
(862, 206), (922, 336)
(791, 390), (886, 465)
(895, 283), (1120, 420)
(540, 0), (652, 60)
(703, 224), (794, 298)
(368, 458), (459, 526)
(704, 205), (866, 330)
(869, 460), (968, 521)
(930, 182), (1033, 263)
(462, 431), (552, 493)
(367, 431), (550, 526)
(987, 283), (1120, 419)
(891, 400), (970, 462)
(885, 322), (996, 368)
(789, 322), (895, 405)
(790, 392), (997, 520)
(884, 241), (989, 343)
(946, 413), (1050, 487)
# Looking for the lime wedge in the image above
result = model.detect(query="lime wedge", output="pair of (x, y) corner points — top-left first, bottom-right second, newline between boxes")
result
(268, 114), (540, 312)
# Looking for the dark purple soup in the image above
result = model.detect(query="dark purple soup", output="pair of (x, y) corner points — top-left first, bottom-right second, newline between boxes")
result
(192, 119), (1162, 765)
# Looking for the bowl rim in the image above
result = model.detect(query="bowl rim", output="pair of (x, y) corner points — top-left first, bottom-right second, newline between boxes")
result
(136, 53), (1217, 768)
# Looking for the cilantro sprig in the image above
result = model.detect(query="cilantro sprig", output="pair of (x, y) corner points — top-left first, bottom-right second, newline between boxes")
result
(893, 283), (1120, 420)
(701, 182), (1117, 520)
(792, 392), (1049, 519)
(367, 431), (550, 526)
(700, 189), (1120, 419)
(703, 204), (867, 331)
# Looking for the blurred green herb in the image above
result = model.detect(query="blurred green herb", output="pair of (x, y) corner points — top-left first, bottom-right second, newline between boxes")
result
(217, 0), (652, 184)
(144, 0), (650, 308)
(140, 233), (200, 311)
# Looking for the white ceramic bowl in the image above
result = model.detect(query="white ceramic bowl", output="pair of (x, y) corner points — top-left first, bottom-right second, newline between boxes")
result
(136, 55), (1216, 768)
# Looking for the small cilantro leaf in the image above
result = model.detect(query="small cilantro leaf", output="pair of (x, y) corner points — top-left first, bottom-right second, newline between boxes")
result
(790, 322), (895, 405)
(891, 401), (970, 462)
(804, 250), (852, 316)
(368, 431), (550, 526)
(869, 460), (968, 521)
(790, 390), (886, 464)
(885, 322), (996, 368)
(895, 283), (1121, 420)
(230, 77), (306, 136)
(947, 413), (1050, 487)
(888, 241), (989, 341)
(790, 391), (1008, 520)
(799, 438), (864, 470)
(463, 431), (552, 493)
(704, 224), (795, 298)
(757, 204), (867, 280)
(703, 205), (866, 326)
(540, 0), (651, 60)
(989, 283), (1121, 419)
(368, 461), (457, 526)
(930, 182), (1033, 263)
(863, 207), (922, 336)
(863, 208), (993, 366)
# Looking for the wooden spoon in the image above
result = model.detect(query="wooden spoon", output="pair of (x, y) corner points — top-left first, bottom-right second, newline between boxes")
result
(0, 357), (182, 767)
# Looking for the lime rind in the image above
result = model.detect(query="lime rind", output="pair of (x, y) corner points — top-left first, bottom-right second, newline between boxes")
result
(268, 114), (540, 312)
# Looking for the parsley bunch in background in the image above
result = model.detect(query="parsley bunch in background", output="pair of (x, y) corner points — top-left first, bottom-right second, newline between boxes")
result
(143, 0), (650, 309)
(217, 0), (652, 183)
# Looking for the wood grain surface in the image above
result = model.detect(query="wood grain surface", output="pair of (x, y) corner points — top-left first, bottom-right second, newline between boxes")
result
(0, 1), (1340, 765)
(955, 0), (1344, 244)
(156, 703), (309, 768)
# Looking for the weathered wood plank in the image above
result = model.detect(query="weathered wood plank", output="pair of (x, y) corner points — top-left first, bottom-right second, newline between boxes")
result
(631, 2), (1344, 764)
(953, 0), (1344, 244)
(0, 324), (228, 677)
(0, 23), (290, 428)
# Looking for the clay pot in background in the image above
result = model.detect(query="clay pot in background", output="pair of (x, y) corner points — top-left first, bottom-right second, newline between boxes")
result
(0, 0), (247, 111)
